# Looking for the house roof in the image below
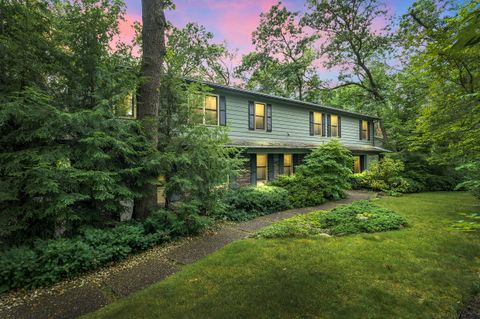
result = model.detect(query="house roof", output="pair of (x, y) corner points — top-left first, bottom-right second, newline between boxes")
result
(186, 79), (380, 121)
(226, 139), (390, 153)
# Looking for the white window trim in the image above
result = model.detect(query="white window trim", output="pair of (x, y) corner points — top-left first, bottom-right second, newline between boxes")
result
(199, 94), (220, 126)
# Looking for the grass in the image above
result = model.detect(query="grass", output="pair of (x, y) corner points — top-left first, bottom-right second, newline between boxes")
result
(84, 192), (480, 319)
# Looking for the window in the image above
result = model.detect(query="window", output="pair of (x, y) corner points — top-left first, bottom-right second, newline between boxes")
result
(115, 92), (136, 118)
(255, 103), (265, 130)
(256, 154), (267, 184)
(361, 120), (368, 140)
(157, 176), (166, 205)
(313, 112), (322, 135)
(353, 156), (361, 173)
(331, 115), (339, 137)
(196, 95), (218, 125)
(284, 154), (293, 176)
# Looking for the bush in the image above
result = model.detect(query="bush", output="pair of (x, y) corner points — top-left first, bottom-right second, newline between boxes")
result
(349, 173), (366, 190)
(390, 151), (459, 192)
(361, 157), (410, 194)
(0, 208), (211, 292)
(219, 186), (292, 221)
(255, 200), (407, 238)
(270, 140), (353, 207)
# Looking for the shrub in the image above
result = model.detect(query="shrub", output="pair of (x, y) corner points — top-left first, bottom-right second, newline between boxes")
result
(349, 173), (366, 190)
(0, 208), (211, 292)
(361, 157), (410, 193)
(390, 151), (459, 192)
(219, 186), (292, 221)
(455, 161), (480, 200)
(270, 140), (353, 207)
(255, 200), (407, 238)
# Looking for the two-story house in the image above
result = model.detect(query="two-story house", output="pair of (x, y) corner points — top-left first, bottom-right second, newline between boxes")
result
(192, 80), (388, 186)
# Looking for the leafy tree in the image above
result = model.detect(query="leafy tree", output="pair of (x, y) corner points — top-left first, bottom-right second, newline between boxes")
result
(0, 0), (161, 242)
(134, 0), (167, 218)
(236, 2), (319, 101)
(0, 88), (159, 245)
(0, 0), (56, 95)
(165, 22), (237, 85)
(400, 0), (480, 198)
(303, 0), (394, 140)
(157, 73), (243, 214)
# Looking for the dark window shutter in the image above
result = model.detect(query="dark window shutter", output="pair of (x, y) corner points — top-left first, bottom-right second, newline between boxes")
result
(322, 113), (326, 137)
(367, 121), (372, 141)
(278, 154), (284, 175)
(338, 116), (342, 138)
(267, 154), (274, 181)
(266, 104), (272, 132)
(309, 112), (314, 136)
(219, 95), (226, 126)
(360, 155), (366, 172)
(327, 114), (331, 137)
(359, 119), (362, 140)
(293, 154), (300, 173)
(248, 101), (255, 130)
(250, 154), (257, 185)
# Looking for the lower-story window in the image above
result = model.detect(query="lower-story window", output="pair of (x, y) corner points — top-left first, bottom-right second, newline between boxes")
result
(284, 154), (293, 176)
(256, 154), (267, 185)
(353, 155), (366, 173)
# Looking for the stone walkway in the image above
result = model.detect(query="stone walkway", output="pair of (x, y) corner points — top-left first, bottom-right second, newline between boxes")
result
(0, 190), (374, 319)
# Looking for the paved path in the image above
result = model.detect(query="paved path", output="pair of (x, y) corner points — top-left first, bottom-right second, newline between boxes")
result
(0, 190), (373, 319)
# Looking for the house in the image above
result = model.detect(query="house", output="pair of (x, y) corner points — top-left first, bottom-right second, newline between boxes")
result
(191, 80), (388, 186)
(117, 80), (388, 188)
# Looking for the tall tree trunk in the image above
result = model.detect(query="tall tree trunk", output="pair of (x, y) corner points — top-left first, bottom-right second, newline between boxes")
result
(134, 0), (166, 219)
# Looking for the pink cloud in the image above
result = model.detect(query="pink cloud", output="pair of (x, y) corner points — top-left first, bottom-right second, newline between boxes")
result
(116, 14), (141, 45)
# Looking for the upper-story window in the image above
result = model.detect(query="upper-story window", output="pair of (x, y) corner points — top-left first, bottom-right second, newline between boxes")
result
(255, 102), (265, 130)
(196, 95), (218, 125)
(313, 112), (323, 135)
(360, 120), (369, 140)
(330, 115), (339, 137)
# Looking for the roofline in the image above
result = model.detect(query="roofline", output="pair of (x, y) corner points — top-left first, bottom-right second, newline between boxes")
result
(185, 78), (380, 121)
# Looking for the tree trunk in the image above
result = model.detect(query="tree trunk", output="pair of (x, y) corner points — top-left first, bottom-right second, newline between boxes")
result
(134, 0), (166, 219)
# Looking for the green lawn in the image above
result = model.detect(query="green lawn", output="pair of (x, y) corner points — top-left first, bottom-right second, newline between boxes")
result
(84, 192), (480, 319)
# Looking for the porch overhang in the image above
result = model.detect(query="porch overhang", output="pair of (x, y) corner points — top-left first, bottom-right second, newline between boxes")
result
(225, 139), (391, 154)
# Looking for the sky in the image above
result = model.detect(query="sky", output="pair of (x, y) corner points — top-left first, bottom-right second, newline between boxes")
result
(120, 0), (416, 80)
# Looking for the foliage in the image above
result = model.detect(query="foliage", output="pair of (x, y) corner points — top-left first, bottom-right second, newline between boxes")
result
(455, 161), (480, 199)
(449, 212), (480, 233)
(157, 73), (243, 214)
(271, 140), (353, 207)
(0, 89), (160, 245)
(400, 0), (480, 199)
(235, 2), (320, 101)
(255, 200), (406, 238)
(165, 22), (236, 85)
(360, 158), (410, 194)
(82, 192), (480, 319)
(219, 186), (292, 221)
(303, 0), (393, 140)
(390, 151), (459, 192)
(0, 208), (210, 292)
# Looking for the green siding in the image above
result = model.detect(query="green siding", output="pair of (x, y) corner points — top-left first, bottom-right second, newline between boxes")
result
(216, 90), (374, 147)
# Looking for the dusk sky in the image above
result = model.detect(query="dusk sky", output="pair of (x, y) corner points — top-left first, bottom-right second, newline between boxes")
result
(120, 0), (416, 80)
